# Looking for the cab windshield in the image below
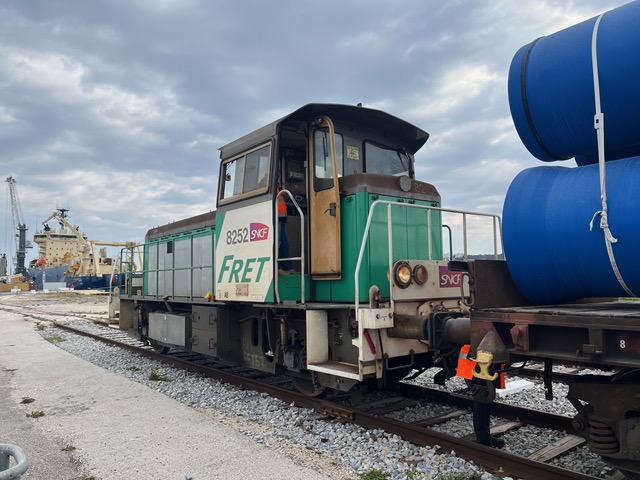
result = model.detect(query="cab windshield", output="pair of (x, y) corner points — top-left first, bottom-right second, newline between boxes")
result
(364, 141), (412, 177)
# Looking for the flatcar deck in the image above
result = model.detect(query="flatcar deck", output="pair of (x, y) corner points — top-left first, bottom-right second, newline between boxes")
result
(472, 300), (640, 369)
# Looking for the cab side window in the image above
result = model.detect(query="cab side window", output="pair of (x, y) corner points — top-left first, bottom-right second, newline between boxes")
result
(220, 144), (270, 202)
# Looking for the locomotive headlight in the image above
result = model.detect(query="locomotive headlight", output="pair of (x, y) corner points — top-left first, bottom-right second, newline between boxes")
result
(413, 264), (428, 285)
(393, 261), (412, 288)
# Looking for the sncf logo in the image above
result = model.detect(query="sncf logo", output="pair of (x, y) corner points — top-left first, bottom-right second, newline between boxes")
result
(249, 223), (269, 241)
(439, 266), (462, 288)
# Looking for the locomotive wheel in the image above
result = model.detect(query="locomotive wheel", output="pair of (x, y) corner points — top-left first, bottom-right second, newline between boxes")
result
(151, 341), (170, 354)
(292, 377), (326, 397)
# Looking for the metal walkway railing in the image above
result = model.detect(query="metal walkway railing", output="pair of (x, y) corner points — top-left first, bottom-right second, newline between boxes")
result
(354, 200), (503, 312)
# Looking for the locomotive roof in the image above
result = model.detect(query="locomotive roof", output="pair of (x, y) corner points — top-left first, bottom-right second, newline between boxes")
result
(146, 210), (216, 241)
(218, 103), (430, 160)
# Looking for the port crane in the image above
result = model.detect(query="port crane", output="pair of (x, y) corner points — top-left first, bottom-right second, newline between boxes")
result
(5, 176), (32, 276)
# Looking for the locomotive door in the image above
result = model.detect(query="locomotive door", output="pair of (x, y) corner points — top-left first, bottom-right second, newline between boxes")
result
(309, 116), (341, 278)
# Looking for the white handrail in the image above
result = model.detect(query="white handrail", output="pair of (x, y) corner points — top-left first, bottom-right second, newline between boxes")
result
(274, 189), (306, 304)
(354, 200), (503, 312)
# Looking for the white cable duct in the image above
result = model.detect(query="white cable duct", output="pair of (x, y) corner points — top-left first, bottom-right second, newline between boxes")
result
(588, 12), (637, 297)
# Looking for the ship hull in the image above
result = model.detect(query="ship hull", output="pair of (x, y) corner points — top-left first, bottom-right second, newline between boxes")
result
(28, 267), (119, 291)
(28, 266), (69, 290)
(66, 274), (119, 291)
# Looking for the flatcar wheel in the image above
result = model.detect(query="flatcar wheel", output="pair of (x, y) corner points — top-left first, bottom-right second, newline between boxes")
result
(151, 341), (170, 354)
(292, 377), (326, 398)
(619, 469), (640, 480)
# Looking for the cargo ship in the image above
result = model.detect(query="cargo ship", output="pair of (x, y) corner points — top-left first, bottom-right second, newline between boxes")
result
(27, 208), (139, 290)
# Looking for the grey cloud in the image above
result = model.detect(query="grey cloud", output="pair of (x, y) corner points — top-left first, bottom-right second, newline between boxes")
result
(0, 0), (630, 265)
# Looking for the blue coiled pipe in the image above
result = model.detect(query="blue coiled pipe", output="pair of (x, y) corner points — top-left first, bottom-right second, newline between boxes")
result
(503, 156), (640, 305)
(508, 1), (640, 166)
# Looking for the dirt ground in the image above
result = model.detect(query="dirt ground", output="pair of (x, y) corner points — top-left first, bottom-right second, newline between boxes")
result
(0, 290), (114, 323)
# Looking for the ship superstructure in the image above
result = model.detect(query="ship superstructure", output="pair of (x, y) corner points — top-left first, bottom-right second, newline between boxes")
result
(28, 208), (139, 290)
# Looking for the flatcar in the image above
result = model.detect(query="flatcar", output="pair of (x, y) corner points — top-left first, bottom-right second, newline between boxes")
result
(464, 2), (640, 478)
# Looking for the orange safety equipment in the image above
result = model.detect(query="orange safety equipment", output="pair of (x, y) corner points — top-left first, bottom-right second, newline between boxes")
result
(276, 186), (287, 217)
(456, 344), (506, 388)
(456, 344), (475, 380)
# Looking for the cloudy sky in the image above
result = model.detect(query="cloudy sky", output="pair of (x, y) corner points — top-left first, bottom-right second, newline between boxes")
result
(0, 0), (630, 269)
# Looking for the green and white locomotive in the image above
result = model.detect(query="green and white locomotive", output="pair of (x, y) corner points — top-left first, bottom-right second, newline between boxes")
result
(118, 103), (500, 395)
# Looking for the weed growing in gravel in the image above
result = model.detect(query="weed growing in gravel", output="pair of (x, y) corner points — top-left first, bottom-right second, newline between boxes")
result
(20, 397), (35, 404)
(405, 470), (424, 480)
(35, 323), (45, 331)
(126, 366), (141, 371)
(44, 335), (65, 343)
(61, 445), (76, 452)
(359, 469), (389, 480)
(149, 369), (172, 382)
(26, 411), (45, 418)
(434, 472), (482, 480)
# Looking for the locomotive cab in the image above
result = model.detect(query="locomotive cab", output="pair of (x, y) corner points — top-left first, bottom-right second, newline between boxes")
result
(214, 103), (438, 304)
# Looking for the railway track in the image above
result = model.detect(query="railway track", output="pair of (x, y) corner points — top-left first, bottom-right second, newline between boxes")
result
(39, 318), (620, 480)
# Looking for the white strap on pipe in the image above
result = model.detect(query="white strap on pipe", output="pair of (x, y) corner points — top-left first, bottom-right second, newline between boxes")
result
(588, 13), (636, 297)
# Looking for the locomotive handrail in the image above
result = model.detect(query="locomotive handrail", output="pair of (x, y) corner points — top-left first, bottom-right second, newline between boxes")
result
(443, 224), (454, 261)
(354, 200), (503, 312)
(114, 245), (144, 298)
(274, 189), (305, 304)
